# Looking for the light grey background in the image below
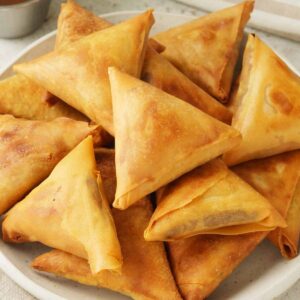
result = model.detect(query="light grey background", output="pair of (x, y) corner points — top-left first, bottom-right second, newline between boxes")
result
(0, 0), (299, 299)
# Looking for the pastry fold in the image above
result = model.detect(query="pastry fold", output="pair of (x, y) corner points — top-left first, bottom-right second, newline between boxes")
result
(224, 34), (300, 165)
(154, 0), (254, 101)
(14, 10), (154, 135)
(2, 136), (122, 274)
(31, 199), (182, 300)
(233, 151), (300, 258)
(144, 159), (286, 241)
(109, 67), (241, 209)
(95, 148), (116, 205)
(141, 46), (232, 123)
(0, 115), (97, 214)
(168, 232), (267, 299)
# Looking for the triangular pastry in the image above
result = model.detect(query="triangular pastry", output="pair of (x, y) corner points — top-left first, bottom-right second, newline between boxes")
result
(43, 0), (112, 102)
(154, 1), (254, 101)
(31, 199), (182, 300)
(55, 0), (111, 51)
(2, 136), (122, 274)
(14, 10), (154, 135)
(0, 115), (97, 214)
(144, 159), (285, 241)
(0, 74), (86, 121)
(109, 67), (242, 209)
(224, 34), (300, 165)
(142, 46), (232, 123)
(233, 151), (300, 258)
(168, 232), (267, 299)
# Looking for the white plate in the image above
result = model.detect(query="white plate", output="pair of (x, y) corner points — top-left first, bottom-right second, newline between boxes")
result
(0, 11), (300, 300)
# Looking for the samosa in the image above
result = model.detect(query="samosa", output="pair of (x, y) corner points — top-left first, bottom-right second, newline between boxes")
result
(233, 151), (300, 258)
(14, 10), (154, 135)
(224, 34), (300, 166)
(168, 232), (267, 299)
(2, 136), (122, 274)
(95, 148), (116, 205)
(55, 0), (111, 51)
(142, 46), (232, 123)
(0, 115), (97, 214)
(144, 159), (285, 241)
(154, 1), (254, 101)
(109, 67), (242, 209)
(31, 199), (182, 300)
(0, 74), (86, 121)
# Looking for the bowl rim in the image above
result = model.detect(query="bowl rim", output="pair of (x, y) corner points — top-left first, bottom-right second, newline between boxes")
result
(0, 0), (49, 11)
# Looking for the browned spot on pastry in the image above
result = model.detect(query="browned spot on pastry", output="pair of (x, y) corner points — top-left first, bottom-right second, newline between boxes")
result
(270, 90), (293, 114)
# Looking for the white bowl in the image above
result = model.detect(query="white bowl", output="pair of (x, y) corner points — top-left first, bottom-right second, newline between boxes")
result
(0, 11), (300, 300)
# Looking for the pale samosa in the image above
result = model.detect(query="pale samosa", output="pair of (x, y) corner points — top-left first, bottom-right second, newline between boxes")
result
(109, 67), (242, 209)
(154, 1), (254, 101)
(31, 199), (182, 300)
(224, 34), (300, 166)
(168, 232), (267, 299)
(233, 151), (300, 258)
(2, 136), (122, 274)
(14, 10), (154, 135)
(144, 159), (285, 241)
(142, 46), (232, 123)
(0, 115), (97, 214)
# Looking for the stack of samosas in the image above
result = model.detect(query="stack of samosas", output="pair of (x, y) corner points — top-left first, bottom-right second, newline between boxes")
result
(1, 0), (300, 299)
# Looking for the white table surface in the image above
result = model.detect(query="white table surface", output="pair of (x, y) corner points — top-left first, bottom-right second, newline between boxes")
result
(0, 0), (299, 299)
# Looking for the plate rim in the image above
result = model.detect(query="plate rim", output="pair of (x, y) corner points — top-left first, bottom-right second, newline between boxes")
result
(0, 9), (299, 300)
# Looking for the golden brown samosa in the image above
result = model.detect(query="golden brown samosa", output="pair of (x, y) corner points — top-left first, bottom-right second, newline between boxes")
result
(154, 1), (254, 102)
(224, 34), (300, 166)
(0, 74), (86, 121)
(141, 47), (232, 123)
(109, 67), (242, 209)
(168, 232), (267, 299)
(55, 0), (111, 51)
(14, 10), (154, 135)
(3, 136), (122, 274)
(43, 0), (112, 102)
(31, 199), (182, 300)
(144, 159), (285, 241)
(0, 115), (97, 214)
(233, 151), (300, 258)
(95, 148), (116, 205)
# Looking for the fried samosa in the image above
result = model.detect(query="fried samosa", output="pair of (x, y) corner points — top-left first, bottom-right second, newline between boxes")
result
(55, 0), (111, 51)
(141, 46), (232, 123)
(31, 199), (182, 300)
(2, 136), (122, 274)
(224, 34), (300, 166)
(154, 1), (254, 102)
(95, 148), (116, 205)
(233, 151), (300, 258)
(0, 115), (97, 214)
(15, 10), (154, 135)
(168, 232), (267, 299)
(144, 159), (285, 241)
(0, 74), (87, 121)
(109, 67), (241, 210)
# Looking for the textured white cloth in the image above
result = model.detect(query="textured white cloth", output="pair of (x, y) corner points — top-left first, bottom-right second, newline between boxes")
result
(0, 271), (34, 300)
